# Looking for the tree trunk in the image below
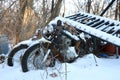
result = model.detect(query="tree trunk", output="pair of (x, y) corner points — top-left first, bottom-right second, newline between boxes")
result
(115, 1), (119, 20)
(21, 6), (35, 41)
(46, 0), (62, 25)
(16, 0), (27, 43)
(16, 0), (35, 43)
(51, 0), (54, 13)
(87, 0), (91, 13)
(40, 0), (47, 28)
(118, 1), (120, 21)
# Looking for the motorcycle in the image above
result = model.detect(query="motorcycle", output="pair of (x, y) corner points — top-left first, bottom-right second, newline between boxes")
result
(21, 20), (87, 72)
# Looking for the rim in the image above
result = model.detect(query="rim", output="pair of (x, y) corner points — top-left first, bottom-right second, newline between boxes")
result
(27, 46), (52, 70)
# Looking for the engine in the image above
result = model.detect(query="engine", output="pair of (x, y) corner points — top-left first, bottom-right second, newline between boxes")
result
(42, 20), (78, 62)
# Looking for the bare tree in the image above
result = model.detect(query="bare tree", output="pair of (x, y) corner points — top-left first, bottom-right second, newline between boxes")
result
(115, 0), (119, 20)
(46, 0), (62, 25)
(19, 0), (38, 41)
(16, 0), (27, 43)
(118, 0), (120, 21)
(51, 0), (54, 13)
(0, 0), (63, 44)
(0, 0), (17, 45)
(87, 0), (91, 13)
(74, 0), (120, 20)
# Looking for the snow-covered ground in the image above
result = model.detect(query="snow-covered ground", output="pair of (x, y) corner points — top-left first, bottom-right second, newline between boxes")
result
(0, 54), (120, 80)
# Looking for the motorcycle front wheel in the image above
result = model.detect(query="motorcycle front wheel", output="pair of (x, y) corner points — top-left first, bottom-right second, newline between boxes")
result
(21, 42), (55, 72)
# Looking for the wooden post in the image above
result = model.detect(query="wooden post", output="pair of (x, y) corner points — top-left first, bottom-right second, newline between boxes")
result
(116, 47), (119, 58)
(116, 33), (119, 58)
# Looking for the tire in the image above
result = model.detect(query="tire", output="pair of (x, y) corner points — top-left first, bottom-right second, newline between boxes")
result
(7, 44), (28, 66)
(21, 42), (55, 72)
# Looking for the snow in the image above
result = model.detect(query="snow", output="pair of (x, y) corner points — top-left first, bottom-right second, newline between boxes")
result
(1, 17), (120, 79)
(13, 37), (51, 49)
(48, 16), (120, 47)
(1, 9), (120, 80)
(0, 54), (120, 80)
(62, 30), (79, 41)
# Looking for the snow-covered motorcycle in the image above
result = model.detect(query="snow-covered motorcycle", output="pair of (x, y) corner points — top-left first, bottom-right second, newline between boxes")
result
(21, 20), (87, 72)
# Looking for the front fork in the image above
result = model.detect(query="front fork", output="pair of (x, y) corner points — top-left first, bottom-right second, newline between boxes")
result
(41, 49), (51, 64)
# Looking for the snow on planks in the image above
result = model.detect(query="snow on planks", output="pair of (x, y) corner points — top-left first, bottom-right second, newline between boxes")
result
(51, 12), (120, 47)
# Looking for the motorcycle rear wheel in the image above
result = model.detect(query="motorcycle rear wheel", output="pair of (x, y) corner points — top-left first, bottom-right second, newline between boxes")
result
(7, 44), (28, 66)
